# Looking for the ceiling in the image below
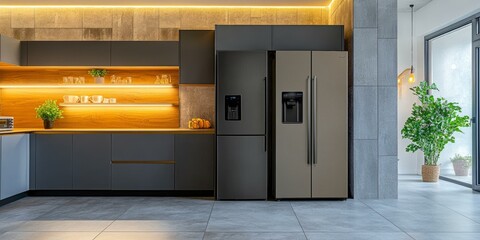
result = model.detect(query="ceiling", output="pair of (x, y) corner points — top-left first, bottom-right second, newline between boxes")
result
(0, 0), (333, 7)
(398, 0), (433, 12)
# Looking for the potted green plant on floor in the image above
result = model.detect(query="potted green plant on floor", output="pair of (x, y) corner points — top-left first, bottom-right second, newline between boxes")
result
(88, 69), (108, 84)
(450, 154), (472, 176)
(35, 100), (63, 129)
(401, 81), (470, 182)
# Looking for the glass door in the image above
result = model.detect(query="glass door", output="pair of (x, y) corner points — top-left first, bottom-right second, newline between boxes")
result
(474, 40), (480, 191)
(429, 24), (474, 186)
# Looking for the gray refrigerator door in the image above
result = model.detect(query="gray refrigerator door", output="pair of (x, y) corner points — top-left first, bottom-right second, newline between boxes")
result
(217, 136), (267, 199)
(216, 51), (267, 135)
(275, 51), (312, 198)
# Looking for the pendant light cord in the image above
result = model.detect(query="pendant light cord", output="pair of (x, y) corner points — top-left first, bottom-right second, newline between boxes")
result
(410, 4), (414, 72)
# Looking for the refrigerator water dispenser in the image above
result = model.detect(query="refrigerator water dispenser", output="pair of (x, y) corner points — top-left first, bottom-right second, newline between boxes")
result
(225, 95), (241, 120)
(282, 92), (303, 123)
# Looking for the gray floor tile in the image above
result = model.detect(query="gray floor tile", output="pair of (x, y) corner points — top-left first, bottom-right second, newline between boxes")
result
(105, 220), (208, 232)
(0, 232), (99, 240)
(112, 198), (214, 231)
(305, 232), (414, 240)
(409, 232), (480, 240)
(363, 199), (480, 232)
(35, 197), (134, 220)
(0, 204), (59, 221)
(204, 232), (307, 240)
(95, 232), (204, 240)
(6, 197), (74, 207)
(207, 201), (303, 232)
(292, 200), (401, 232)
(0, 221), (24, 234)
(13, 220), (112, 232)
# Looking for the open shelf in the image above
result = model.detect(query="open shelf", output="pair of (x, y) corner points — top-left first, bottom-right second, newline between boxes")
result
(0, 84), (178, 89)
(59, 103), (177, 107)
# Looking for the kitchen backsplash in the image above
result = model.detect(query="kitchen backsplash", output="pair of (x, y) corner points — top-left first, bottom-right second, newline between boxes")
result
(0, 7), (329, 41)
(180, 85), (215, 128)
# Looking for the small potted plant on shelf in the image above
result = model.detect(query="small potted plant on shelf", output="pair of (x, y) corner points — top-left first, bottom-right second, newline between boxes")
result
(401, 81), (470, 182)
(35, 100), (63, 129)
(88, 69), (108, 84)
(450, 154), (472, 176)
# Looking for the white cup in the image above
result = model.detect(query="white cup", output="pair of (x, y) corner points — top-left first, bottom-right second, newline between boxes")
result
(80, 96), (89, 103)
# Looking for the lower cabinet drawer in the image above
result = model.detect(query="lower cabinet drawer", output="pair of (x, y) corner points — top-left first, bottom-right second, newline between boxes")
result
(111, 164), (174, 190)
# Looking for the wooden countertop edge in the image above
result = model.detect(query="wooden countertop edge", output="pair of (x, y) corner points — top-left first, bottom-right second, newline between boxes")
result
(0, 128), (215, 135)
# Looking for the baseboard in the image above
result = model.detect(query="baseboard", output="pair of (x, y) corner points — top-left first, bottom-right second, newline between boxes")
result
(0, 192), (28, 207)
(28, 190), (214, 197)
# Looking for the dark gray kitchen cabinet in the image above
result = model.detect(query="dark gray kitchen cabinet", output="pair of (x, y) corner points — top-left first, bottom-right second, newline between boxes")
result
(215, 25), (272, 51)
(180, 30), (214, 84)
(112, 134), (174, 161)
(110, 41), (179, 66)
(174, 134), (214, 190)
(112, 164), (174, 190)
(272, 25), (344, 51)
(73, 134), (111, 190)
(26, 41), (111, 66)
(35, 134), (73, 190)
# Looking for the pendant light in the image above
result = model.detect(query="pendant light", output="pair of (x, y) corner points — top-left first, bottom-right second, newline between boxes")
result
(398, 4), (416, 84)
(408, 4), (415, 83)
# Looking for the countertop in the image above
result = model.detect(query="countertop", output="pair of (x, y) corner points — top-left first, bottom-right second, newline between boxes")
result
(0, 128), (215, 135)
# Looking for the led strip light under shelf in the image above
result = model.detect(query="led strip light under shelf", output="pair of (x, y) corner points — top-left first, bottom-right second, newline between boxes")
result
(59, 103), (176, 107)
(0, 84), (177, 89)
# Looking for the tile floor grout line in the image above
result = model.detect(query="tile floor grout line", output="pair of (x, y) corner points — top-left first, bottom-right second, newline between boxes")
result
(202, 199), (215, 240)
(289, 201), (309, 240)
(95, 200), (138, 238)
(359, 200), (416, 240)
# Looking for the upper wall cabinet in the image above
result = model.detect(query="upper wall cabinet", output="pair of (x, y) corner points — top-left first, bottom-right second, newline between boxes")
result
(0, 35), (20, 66)
(111, 41), (179, 66)
(26, 41), (111, 66)
(272, 26), (344, 51)
(180, 30), (214, 84)
(215, 25), (272, 51)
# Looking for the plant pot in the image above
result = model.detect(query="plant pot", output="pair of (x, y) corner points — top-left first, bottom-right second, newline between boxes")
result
(43, 120), (54, 129)
(452, 160), (470, 176)
(94, 77), (105, 84)
(422, 165), (440, 182)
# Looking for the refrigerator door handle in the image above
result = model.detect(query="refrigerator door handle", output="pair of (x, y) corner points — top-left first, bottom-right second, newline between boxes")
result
(307, 76), (312, 165)
(312, 76), (318, 165)
(264, 76), (267, 152)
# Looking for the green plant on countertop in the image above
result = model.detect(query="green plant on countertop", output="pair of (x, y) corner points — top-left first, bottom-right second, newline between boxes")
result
(35, 100), (63, 121)
(401, 81), (471, 166)
(450, 154), (472, 167)
(88, 69), (108, 77)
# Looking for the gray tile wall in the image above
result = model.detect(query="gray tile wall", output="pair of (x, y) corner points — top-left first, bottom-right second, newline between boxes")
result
(353, 0), (398, 199)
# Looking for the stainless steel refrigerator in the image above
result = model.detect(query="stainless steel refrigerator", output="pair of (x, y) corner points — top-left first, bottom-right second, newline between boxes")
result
(216, 51), (268, 200)
(275, 51), (348, 199)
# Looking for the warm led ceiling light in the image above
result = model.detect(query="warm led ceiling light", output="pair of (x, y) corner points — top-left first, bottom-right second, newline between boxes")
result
(0, 5), (328, 9)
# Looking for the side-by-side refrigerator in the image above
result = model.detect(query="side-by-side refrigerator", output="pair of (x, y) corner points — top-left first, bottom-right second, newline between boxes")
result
(216, 51), (268, 200)
(275, 51), (348, 199)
